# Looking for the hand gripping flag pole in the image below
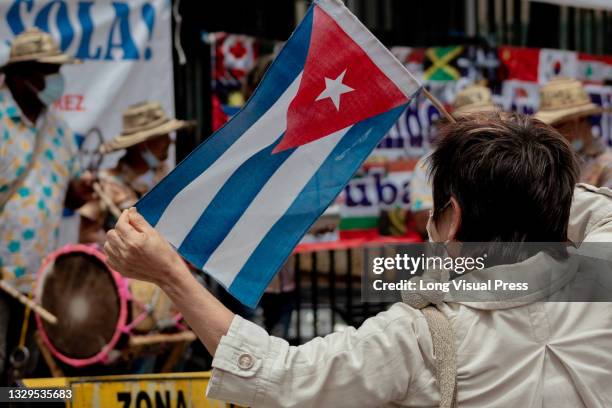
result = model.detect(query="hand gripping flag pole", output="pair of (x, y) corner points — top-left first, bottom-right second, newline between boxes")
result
(137, 0), (425, 307)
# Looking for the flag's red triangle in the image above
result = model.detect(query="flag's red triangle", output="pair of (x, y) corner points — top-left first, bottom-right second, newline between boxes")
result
(273, 6), (408, 153)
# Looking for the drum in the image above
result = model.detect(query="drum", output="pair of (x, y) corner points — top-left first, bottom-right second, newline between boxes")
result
(35, 244), (184, 367)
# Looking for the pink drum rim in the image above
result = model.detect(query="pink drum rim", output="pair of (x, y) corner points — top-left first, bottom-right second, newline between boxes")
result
(35, 243), (129, 367)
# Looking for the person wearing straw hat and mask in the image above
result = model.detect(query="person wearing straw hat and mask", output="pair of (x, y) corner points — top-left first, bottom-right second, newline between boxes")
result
(411, 84), (499, 238)
(78, 102), (189, 245)
(535, 78), (612, 188)
(0, 28), (93, 382)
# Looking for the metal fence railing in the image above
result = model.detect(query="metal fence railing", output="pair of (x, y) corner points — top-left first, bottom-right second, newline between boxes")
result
(290, 244), (396, 345)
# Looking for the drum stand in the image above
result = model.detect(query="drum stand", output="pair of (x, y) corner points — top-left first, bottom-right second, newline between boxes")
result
(35, 330), (197, 377)
(127, 331), (197, 372)
(35, 332), (64, 378)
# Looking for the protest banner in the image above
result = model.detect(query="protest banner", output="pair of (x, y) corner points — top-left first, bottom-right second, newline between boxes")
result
(0, 0), (175, 168)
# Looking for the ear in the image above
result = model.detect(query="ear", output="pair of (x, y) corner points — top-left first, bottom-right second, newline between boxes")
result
(447, 196), (462, 241)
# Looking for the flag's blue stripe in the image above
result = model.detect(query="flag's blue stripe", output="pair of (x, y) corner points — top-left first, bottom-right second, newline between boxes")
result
(178, 134), (294, 268)
(136, 7), (314, 227)
(228, 103), (411, 307)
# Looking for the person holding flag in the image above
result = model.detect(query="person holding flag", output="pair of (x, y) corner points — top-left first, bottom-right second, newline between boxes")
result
(106, 114), (612, 407)
(105, 1), (612, 406)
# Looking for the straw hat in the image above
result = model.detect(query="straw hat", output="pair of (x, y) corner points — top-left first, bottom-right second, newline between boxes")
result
(534, 78), (603, 125)
(4, 28), (80, 66)
(100, 102), (189, 153)
(452, 84), (497, 116)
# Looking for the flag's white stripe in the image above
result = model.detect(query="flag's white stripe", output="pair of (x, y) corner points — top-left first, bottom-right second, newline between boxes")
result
(204, 126), (351, 287)
(318, 0), (421, 98)
(155, 72), (304, 247)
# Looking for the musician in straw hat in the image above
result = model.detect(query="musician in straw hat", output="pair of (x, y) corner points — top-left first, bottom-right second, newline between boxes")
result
(78, 101), (190, 245)
(535, 78), (612, 188)
(0, 28), (92, 382)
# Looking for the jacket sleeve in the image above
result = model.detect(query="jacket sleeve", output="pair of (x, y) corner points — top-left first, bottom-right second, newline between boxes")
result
(568, 183), (612, 243)
(206, 303), (435, 408)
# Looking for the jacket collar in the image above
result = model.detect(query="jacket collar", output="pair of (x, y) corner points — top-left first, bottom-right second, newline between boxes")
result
(445, 251), (580, 310)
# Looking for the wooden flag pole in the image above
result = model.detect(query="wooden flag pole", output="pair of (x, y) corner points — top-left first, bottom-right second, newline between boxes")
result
(423, 88), (456, 123)
(0, 280), (57, 325)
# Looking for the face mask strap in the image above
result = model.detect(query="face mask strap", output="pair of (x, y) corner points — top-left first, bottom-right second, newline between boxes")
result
(427, 199), (453, 243)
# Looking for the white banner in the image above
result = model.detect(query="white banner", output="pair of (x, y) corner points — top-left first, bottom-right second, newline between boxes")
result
(530, 0), (612, 11)
(0, 0), (175, 168)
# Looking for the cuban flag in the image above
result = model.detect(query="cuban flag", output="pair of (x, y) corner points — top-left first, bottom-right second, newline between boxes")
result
(137, 0), (422, 307)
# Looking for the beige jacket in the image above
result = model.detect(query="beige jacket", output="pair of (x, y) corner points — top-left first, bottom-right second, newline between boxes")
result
(207, 183), (612, 407)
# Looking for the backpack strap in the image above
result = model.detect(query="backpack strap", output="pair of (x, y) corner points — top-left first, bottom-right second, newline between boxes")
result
(403, 275), (457, 408)
(421, 305), (458, 408)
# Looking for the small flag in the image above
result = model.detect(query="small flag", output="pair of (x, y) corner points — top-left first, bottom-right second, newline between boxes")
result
(578, 53), (612, 84)
(537, 48), (578, 83)
(423, 46), (464, 81)
(211, 32), (259, 87)
(499, 46), (540, 83)
(137, 0), (421, 307)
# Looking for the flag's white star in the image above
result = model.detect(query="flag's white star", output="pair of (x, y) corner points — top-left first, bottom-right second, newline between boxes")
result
(315, 69), (354, 110)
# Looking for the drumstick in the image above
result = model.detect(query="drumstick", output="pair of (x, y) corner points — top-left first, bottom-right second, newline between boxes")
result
(0, 280), (57, 325)
(93, 181), (122, 219)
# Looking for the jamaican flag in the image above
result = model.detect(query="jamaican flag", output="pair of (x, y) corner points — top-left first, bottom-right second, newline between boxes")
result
(423, 46), (464, 81)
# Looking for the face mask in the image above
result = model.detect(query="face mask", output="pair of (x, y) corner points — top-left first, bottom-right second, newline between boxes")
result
(37, 73), (64, 106)
(132, 169), (156, 190)
(141, 147), (161, 169)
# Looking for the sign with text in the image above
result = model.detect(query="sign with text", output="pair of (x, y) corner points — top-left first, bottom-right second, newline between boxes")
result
(22, 372), (235, 408)
(0, 0), (175, 167)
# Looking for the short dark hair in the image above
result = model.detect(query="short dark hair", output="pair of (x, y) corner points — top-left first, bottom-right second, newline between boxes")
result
(429, 112), (578, 242)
